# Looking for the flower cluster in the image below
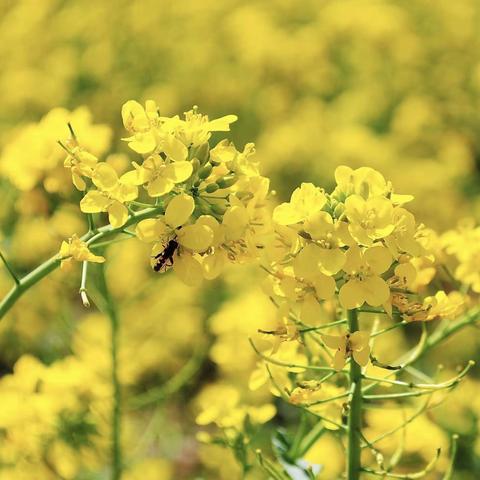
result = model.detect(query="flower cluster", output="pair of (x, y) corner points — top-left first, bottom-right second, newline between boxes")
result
(59, 101), (271, 286)
(261, 166), (467, 371)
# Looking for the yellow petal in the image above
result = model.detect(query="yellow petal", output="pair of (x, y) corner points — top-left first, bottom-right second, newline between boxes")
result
(223, 205), (248, 240)
(177, 224), (214, 252)
(206, 114), (238, 131)
(273, 202), (304, 225)
(162, 135), (188, 161)
(300, 294), (323, 325)
(108, 201), (128, 228)
(114, 182), (138, 202)
(80, 190), (110, 213)
(166, 161), (193, 183)
(362, 276), (390, 307)
(322, 334), (344, 350)
(72, 172), (86, 191)
(85, 251), (106, 264)
(395, 262), (417, 287)
(121, 100), (146, 129)
(293, 244), (321, 280)
(135, 218), (168, 242)
(350, 331), (370, 350)
(165, 194), (195, 228)
(249, 367), (266, 391)
(147, 176), (175, 197)
(343, 246), (363, 274)
(364, 245), (392, 275)
(312, 273), (336, 300)
(317, 248), (346, 276)
(247, 404), (276, 424)
(92, 163), (118, 191)
(202, 251), (227, 280)
(339, 280), (364, 310)
(333, 350), (346, 371)
(352, 347), (370, 367)
(173, 254), (203, 287)
(129, 132), (157, 154)
(120, 165), (148, 186)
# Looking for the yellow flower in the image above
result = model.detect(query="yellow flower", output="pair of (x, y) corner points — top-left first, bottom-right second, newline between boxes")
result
(334, 165), (388, 199)
(58, 234), (105, 270)
(407, 291), (465, 322)
(136, 194), (207, 249)
(80, 163), (138, 228)
(339, 245), (392, 309)
(122, 155), (193, 197)
(172, 107), (238, 147)
(322, 331), (370, 371)
(63, 146), (98, 191)
(136, 195), (215, 286)
(345, 194), (394, 245)
(121, 100), (159, 154)
(384, 208), (422, 257)
(273, 183), (327, 226)
(301, 211), (349, 275)
(195, 384), (275, 430)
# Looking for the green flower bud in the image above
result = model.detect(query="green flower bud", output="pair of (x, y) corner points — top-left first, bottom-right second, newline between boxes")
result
(198, 163), (213, 179)
(196, 142), (210, 165)
(216, 175), (237, 189)
(211, 203), (227, 215)
(334, 202), (345, 218)
(191, 157), (200, 173)
(195, 197), (213, 214)
(205, 183), (219, 193)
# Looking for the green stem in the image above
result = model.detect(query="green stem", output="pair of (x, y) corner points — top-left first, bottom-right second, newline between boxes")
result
(347, 309), (362, 480)
(0, 250), (20, 285)
(0, 205), (164, 320)
(288, 411), (307, 460)
(97, 264), (122, 480)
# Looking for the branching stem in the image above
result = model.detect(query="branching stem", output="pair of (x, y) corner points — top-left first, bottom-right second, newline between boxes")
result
(0, 205), (164, 320)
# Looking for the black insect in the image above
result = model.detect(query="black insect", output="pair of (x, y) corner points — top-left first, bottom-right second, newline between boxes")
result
(152, 239), (179, 272)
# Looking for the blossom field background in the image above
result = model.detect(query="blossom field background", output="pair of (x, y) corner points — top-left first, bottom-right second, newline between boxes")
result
(0, 0), (480, 479)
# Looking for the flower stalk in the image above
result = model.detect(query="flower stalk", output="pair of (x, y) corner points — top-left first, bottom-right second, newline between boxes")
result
(96, 263), (122, 480)
(347, 308), (362, 480)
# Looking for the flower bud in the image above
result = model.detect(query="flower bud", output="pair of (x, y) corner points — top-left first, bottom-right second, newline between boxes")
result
(191, 157), (200, 173)
(211, 203), (227, 215)
(205, 183), (219, 193)
(333, 202), (345, 218)
(216, 175), (237, 189)
(195, 197), (213, 214)
(198, 163), (213, 179)
(196, 142), (210, 165)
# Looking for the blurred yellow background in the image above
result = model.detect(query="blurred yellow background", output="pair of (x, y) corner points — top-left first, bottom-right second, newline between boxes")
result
(0, 0), (479, 478)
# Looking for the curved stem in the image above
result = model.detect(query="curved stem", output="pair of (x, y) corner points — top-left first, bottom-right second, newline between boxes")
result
(347, 308), (362, 480)
(0, 205), (164, 321)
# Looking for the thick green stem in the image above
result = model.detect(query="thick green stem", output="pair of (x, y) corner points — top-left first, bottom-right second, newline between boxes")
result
(97, 264), (122, 480)
(347, 309), (362, 480)
(0, 205), (163, 320)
